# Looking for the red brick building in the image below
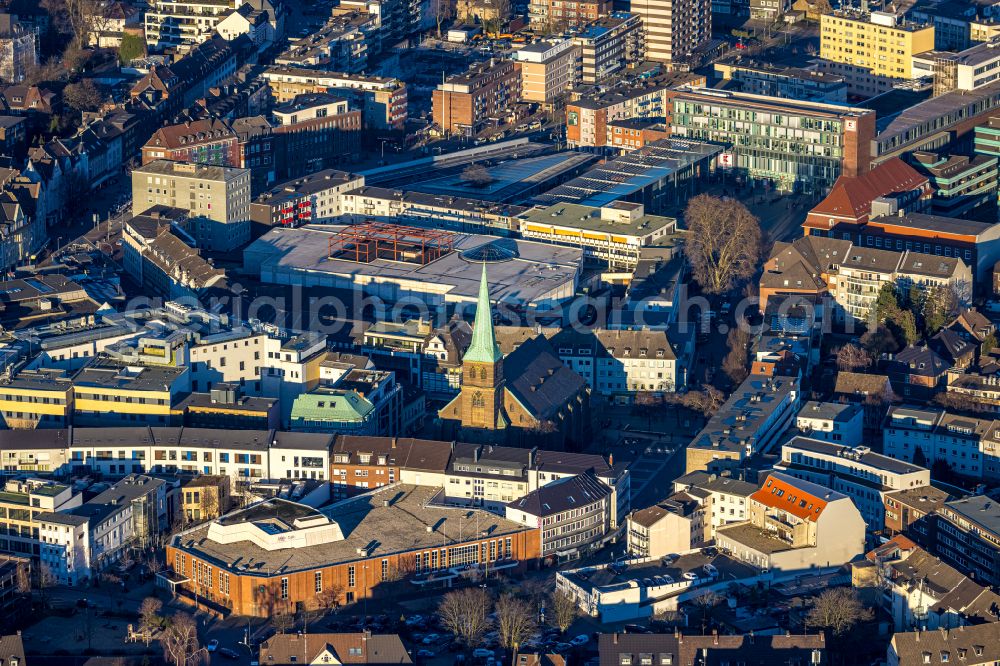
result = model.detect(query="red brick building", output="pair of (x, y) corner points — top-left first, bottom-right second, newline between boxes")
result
(432, 60), (522, 136)
(163, 487), (540, 617)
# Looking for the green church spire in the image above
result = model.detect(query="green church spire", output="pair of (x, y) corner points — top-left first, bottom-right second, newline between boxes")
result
(463, 262), (503, 364)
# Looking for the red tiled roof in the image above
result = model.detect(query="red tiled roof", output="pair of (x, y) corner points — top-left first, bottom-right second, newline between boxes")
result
(809, 157), (927, 221)
(750, 474), (829, 522)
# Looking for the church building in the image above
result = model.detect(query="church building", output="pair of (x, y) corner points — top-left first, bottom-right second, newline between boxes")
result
(438, 264), (590, 449)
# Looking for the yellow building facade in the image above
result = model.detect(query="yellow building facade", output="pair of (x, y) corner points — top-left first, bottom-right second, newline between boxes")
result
(820, 10), (934, 80)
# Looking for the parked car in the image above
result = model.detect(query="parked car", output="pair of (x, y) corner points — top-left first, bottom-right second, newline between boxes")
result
(473, 649), (495, 659)
(219, 648), (240, 660)
(417, 650), (436, 658)
(683, 572), (699, 581)
(570, 634), (590, 647)
(703, 564), (718, 576)
(207, 640), (219, 652)
(422, 634), (440, 645)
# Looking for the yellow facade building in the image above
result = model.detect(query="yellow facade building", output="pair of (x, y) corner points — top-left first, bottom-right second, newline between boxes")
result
(0, 370), (74, 429)
(820, 10), (934, 95)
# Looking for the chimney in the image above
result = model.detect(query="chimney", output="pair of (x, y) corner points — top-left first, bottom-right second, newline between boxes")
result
(391, 437), (397, 449)
(712, 629), (718, 645)
(612, 634), (618, 645)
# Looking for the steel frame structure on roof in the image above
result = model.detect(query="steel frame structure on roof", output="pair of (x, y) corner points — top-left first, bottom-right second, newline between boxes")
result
(327, 222), (456, 265)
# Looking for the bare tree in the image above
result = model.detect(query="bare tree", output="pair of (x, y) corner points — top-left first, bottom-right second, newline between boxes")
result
(683, 194), (762, 295)
(837, 344), (872, 372)
(690, 590), (721, 633)
(139, 596), (163, 646)
(461, 163), (494, 187)
(431, 0), (454, 38)
(805, 588), (873, 637)
(495, 593), (535, 650)
(438, 588), (492, 647)
(40, 0), (110, 49)
(722, 328), (751, 385)
(316, 582), (345, 612)
(488, 0), (512, 32)
(673, 385), (725, 418)
(101, 572), (123, 611)
(162, 612), (205, 666)
(549, 590), (578, 633)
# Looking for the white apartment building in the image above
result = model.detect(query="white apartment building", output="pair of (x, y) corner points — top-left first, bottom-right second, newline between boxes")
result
(715, 472), (867, 572)
(626, 494), (705, 558)
(630, 0), (711, 68)
(144, 0), (239, 51)
(506, 472), (614, 561)
(0, 478), (81, 558)
(883, 406), (1000, 483)
(671, 471), (757, 537)
(132, 161), (252, 253)
(37, 475), (166, 585)
(775, 437), (931, 531)
(796, 401), (864, 446)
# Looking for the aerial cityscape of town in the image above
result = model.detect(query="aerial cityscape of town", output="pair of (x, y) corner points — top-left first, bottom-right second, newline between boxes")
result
(0, 0), (999, 663)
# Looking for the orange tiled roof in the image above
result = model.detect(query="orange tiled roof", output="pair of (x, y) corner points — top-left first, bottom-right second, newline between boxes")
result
(751, 474), (829, 522)
(809, 157), (927, 220)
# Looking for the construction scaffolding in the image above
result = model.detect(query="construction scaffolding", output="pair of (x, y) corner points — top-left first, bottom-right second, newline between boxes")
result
(327, 222), (456, 265)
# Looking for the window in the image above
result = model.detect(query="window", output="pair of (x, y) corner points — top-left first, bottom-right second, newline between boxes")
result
(280, 577), (288, 599)
(315, 571), (322, 592)
(348, 565), (355, 587)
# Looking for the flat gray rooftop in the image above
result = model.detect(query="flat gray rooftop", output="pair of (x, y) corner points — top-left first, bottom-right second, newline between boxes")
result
(172, 484), (533, 575)
(244, 225), (583, 307)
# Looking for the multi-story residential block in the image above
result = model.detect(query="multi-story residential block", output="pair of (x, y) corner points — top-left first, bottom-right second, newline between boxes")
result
(933, 495), (1000, 589)
(888, 623), (1000, 666)
(685, 374), (800, 474)
(819, 9), (935, 97)
(626, 493), (704, 557)
(514, 40), (579, 106)
(38, 475), (166, 585)
(566, 73), (703, 149)
(603, 119), (669, 152)
(714, 61), (848, 103)
(289, 369), (402, 436)
(262, 67), (407, 130)
(884, 406), (1000, 483)
(165, 486), (539, 615)
(179, 388), (279, 430)
(0, 478), (80, 558)
(795, 401), (865, 445)
(495, 325), (686, 399)
(631, 0), (711, 69)
(432, 59), (522, 136)
(506, 471), (613, 562)
(760, 236), (973, 323)
(132, 160), (252, 253)
(271, 94), (362, 177)
(528, 0), (610, 29)
(715, 472), (867, 572)
(250, 170), (364, 236)
(883, 485), (952, 541)
(860, 538), (1000, 632)
(572, 13), (644, 84)
(908, 151), (998, 220)
(0, 15), (37, 84)
(671, 471), (756, 537)
(360, 318), (469, 397)
(0, 370), (75, 429)
(141, 118), (239, 169)
(144, 0), (239, 51)
(776, 437), (931, 531)
(275, 12), (373, 72)
(122, 212), (230, 302)
(669, 87), (876, 193)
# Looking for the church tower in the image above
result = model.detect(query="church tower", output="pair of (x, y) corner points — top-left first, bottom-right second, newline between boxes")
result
(459, 263), (506, 431)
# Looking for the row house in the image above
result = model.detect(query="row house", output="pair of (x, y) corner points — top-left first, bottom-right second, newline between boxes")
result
(883, 406), (1000, 483)
(262, 67), (407, 130)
